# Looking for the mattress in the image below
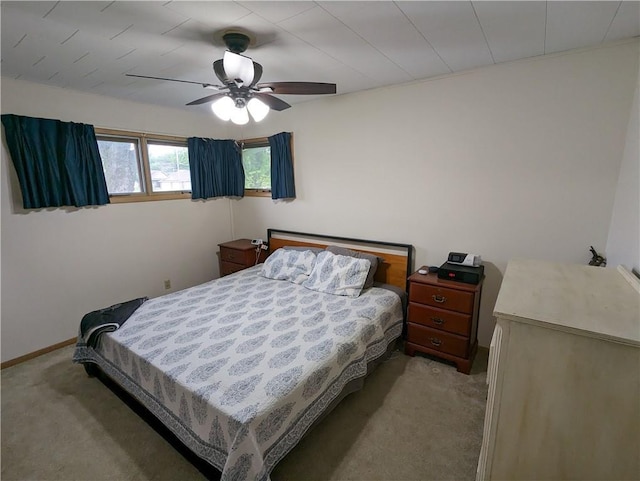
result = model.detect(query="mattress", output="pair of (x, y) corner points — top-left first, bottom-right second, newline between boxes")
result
(73, 265), (403, 481)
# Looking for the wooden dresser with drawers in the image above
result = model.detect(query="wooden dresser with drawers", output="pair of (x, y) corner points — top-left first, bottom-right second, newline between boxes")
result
(405, 267), (483, 374)
(218, 239), (267, 277)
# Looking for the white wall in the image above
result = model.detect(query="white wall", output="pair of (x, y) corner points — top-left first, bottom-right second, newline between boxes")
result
(1, 78), (234, 362)
(233, 40), (640, 347)
(606, 74), (640, 273)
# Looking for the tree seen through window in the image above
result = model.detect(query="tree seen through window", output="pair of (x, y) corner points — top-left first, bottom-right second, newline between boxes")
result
(97, 139), (142, 194)
(242, 145), (271, 190)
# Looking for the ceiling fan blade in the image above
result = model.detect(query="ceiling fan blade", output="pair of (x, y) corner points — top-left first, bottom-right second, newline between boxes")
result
(253, 93), (291, 111)
(126, 73), (220, 89)
(186, 93), (227, 106)
(256, 82), (336, 95)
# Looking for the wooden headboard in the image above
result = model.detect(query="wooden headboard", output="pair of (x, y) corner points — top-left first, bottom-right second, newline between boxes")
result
(267, 229), (414, 291)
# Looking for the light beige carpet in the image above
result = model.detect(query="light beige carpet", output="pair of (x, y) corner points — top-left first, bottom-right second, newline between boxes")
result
(1, 345), (488, 481)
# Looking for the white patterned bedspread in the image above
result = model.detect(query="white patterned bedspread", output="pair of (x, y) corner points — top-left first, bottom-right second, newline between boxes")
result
(73, 266), (403, 481)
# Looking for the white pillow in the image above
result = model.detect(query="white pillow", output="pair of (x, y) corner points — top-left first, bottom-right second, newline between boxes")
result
(302, 251), (371, 297)
(260, 248), (317, 284)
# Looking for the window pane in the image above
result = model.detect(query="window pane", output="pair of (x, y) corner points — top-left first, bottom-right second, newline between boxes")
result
(243, 146), (271, 190)
(148, 143), (191, 192)
(98, 139), (142, 194)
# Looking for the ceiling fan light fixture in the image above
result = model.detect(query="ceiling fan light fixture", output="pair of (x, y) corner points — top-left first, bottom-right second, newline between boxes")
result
(223, 51), (254, 87)
(247, 97), (270, 122)
(211, 96), (235, 121)
(230, 106), (249, 125)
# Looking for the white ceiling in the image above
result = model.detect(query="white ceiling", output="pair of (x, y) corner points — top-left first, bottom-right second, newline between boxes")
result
(1, 1), (639, 115)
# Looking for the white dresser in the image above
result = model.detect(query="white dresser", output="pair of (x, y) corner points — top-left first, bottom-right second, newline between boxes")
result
(477, 259), (640, 481)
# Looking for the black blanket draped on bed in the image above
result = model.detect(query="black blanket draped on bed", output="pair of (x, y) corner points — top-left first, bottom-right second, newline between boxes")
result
(78, 297), (147, 348)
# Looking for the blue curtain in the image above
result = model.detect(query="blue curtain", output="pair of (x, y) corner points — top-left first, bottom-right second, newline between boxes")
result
(188, 138), (244, 199)
(1, 114), (109, 209)
(269, 131), (296, 200)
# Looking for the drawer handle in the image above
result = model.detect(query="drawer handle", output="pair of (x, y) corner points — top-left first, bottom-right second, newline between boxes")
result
(432, 295), (447, 303)
(430, 337), (442, 347)
(430, 317), (445, 325)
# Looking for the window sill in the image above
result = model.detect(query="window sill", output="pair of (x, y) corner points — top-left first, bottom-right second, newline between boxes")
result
(109, 192), (191, 203)
(244, 190), (272, 198)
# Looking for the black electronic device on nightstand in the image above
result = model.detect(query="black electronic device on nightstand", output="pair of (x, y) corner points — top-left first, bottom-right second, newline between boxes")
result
(438, 262), (484, 284)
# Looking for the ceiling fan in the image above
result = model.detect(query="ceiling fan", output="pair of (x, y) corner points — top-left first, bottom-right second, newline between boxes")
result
(126, 32), (337, 124)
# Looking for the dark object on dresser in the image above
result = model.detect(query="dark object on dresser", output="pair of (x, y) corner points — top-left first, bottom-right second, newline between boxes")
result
(405, 268), (483, 374)
(218, 239), (267, 276)
(588, 245), (607, 267)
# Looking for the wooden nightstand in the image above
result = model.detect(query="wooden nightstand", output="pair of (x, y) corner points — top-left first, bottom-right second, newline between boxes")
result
(405, 267), (483, 374)
(218, 239), (267, 277)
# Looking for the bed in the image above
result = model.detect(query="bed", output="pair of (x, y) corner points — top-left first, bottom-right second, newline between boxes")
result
(73, 229), (413, 481)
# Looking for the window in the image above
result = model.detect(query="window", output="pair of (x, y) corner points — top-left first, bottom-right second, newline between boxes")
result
(241, 138), (271, 197)
(97, 136), (143, 194)
(95, 128), (190, 203)
(147, 141), (191, 193)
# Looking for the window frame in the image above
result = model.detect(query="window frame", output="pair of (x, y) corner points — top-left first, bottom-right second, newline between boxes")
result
(95, 127), (191, 203)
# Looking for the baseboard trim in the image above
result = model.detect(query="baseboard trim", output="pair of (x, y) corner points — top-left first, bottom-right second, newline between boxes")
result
(1, 337), (76, 369)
